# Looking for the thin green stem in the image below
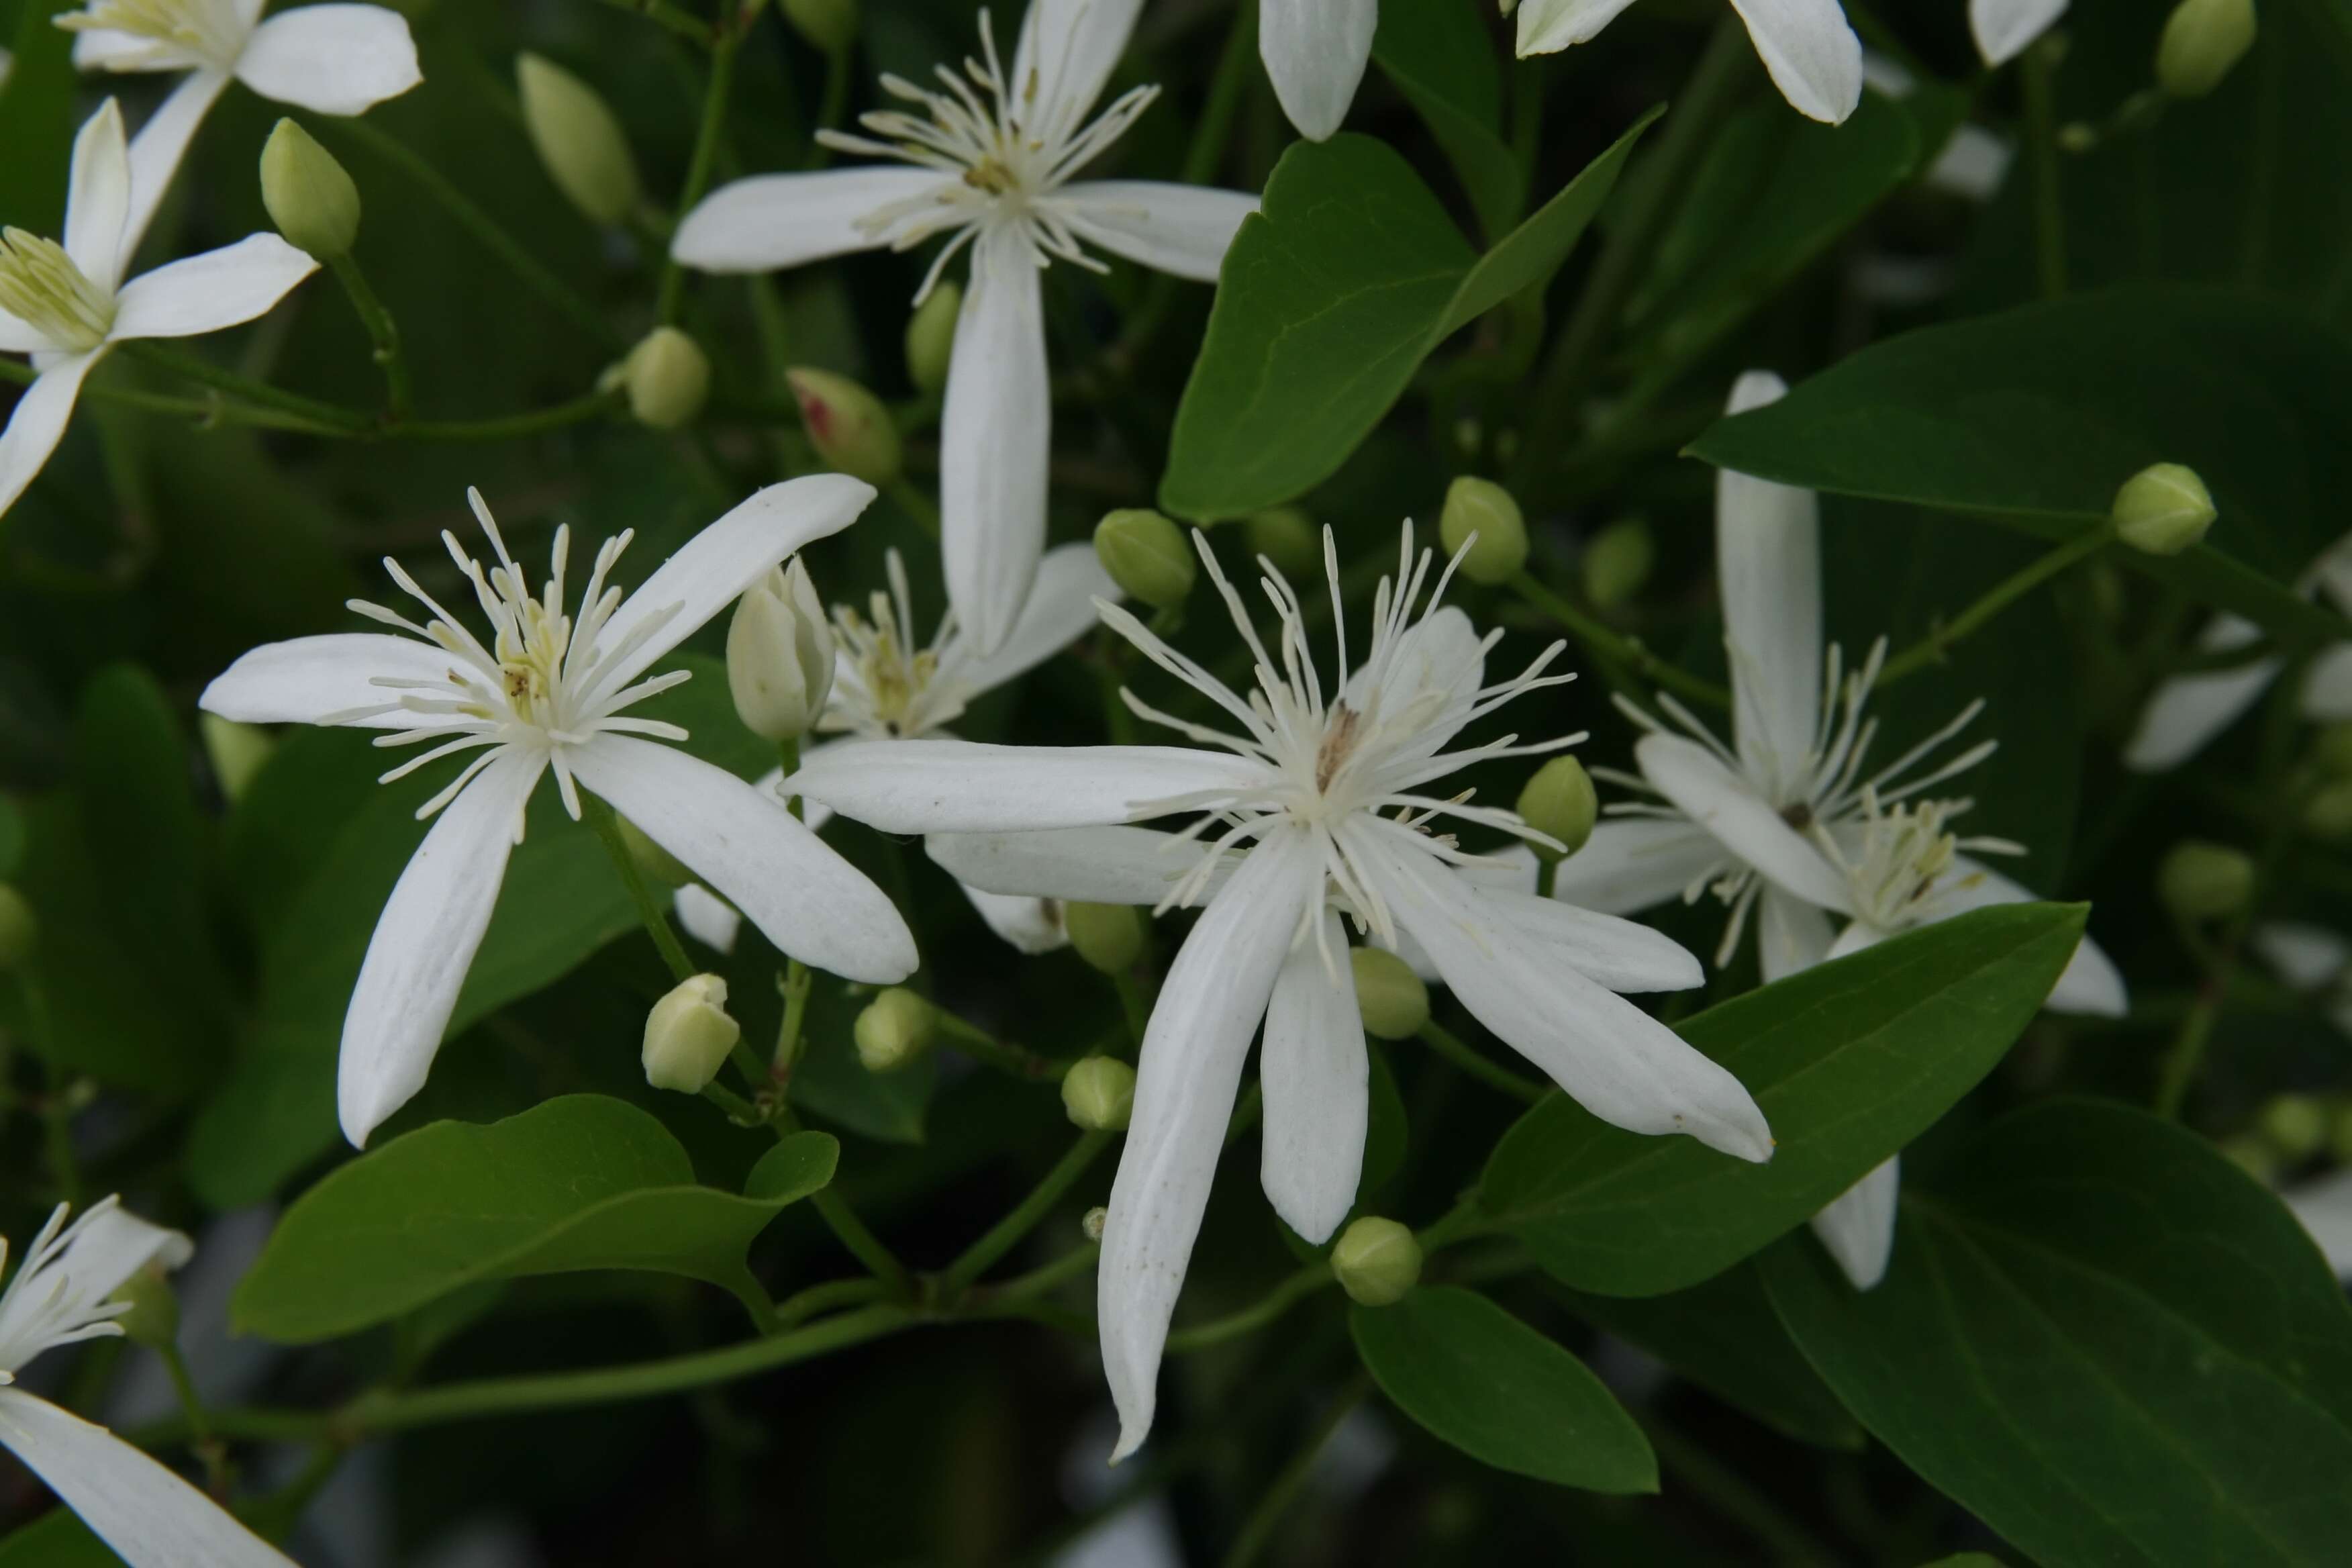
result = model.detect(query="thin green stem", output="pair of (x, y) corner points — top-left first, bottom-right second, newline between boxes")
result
(985, 1240), (1099, 1304)
(0, 358), (352, 434)
(328, 252), (410, 420)
(1418, 1022), (1547, 1104)
(595, 0), (716, 44)
(1640, 1410), (1841, 1568)
(1536, 855), (1560, 900)
(886, 476), (942, 540)
(805, 46), (855, 168)
(1165, 1263), (1328, 1354)
(117, 342), (372, 432)
(941, 1132), (1114, 1296)
(773, 1275), (889, 1328)
(2022, 37), (2069, 301)
(772, 961), (814, 1079)
(1877, 525), (2111, 687)
(1510, 570), (1729, 708)
(1222, 1373), (1370, 1568)
(659, 17), (745, 323)
(774, 1108), (914, 1293)
(585, 797), (697, 983)
(701, 1079), (761, 1123)
(390, 390), (620, 442)
(934, 1011), (1069, 1081)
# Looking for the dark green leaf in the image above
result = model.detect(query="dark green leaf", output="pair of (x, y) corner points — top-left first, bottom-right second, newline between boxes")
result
(0, 1508), (115, 1567)
(1359, 1041), (1408, 1203)
(1373, 0), (1520, 241)
(0, 3), (79, 237)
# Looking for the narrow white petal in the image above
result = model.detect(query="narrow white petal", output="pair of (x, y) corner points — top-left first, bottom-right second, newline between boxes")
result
(1824, 918), (1883, 963)
(1340, 605), (1487, 765)
(123, 71), (232, 265)
(671, 168), (940, 273)
(1063, 182), (1258, 280)
(233, 5), (422, 115)
(1636, 734), (1852, 913)
(1258, 0), (1376, 139)
(0, 351), (105, 520)
(109, 236), (317, 342)
(571, 736), (916, 984)
(926, 824), (1226, 904)
(0, 305), (51, 354)
(1259, 910), (1366, 1244)
(791, 738), (1265, 834)
(1757, 885), (1834, 982)
(199, 632), (464, 729)
(0, 1391), (295, 1567)
(2284, 1169), (2352, 1283)
(1726, 0), (1864, 124)
(1808, 1154), (1900, 1289)
(1102, 831), (1317, 1461)
(961, 884), (1070, 954)
(1479, 887), (1705, 993)
(1515, 0), (1644, 56)
(64, 100), (132, 295)
(1014, 0), (1145, 129)
(1543, 822), (1726, 916)
(2299, 645), (2352, 720)
(753, 761), (836, 832)
(1925, 125), (2014, 203)
(942, 224), (1050, 655)
(954, 542), (1122, 697)
(0, 1206), (190, 1357)
(1934, 855), (2126, 1018)
(1969, 0), (2067, 64)
(2122, 615), (2276, 771)
(2251, 922), (2350, 992)
(1717, 371), (1823, 801)
(673, 882), (743, 955)
(338, 750), (543, 1146)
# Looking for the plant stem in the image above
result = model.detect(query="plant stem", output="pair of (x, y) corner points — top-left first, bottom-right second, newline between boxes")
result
(940, 1132), (1114, 1296)
(391, 390), (621, 442)
(1222, 1373), (1369, 1568)
(659, 15), (746, 323)
(596, 0), (716, 44)
(584, 797), (697, 983)
(774, 1107), (915, 1293)
(985, 1240), (1100, 1304)
(805, 45), (855, 168)
(702, 1080), (761, 1122)
(0, 359), (348, 434)
(117, 342), (372, 433)
(328, 252), (410, 420)
(2022, 36), (2069, 301)
(158, 1342), (232, 1496)
(773, 1275), (889, 1329)
(1165, 1262), (1328, 1353)
(1418, 1022), (1547, 1104)
(1876, 524), (2112, 687)
(933, 1010), (1069, 1081)
(1509, 570), (1729, 708)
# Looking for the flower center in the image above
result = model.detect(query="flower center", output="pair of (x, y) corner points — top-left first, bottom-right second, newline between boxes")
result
(1830, 792), (1963, 932)
(58, 0), (247, 66)
(824, 551), (969, 740)
(492, 593), (574, 733)
(0, 229), (115, 352)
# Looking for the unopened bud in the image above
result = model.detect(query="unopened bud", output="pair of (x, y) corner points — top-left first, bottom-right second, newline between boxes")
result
(1581, 517), (1653, 610)
(2157, 840), (2254, 921)
(1517, 756), (1598, 859)
(1093, 510), (1193, 610)
(788, 367), (901, 486)
(517, 53), (640, 225)
(258, 119), (360, 259)
(905, 283), (961, 394)
(1349, 948), (1428, 1040)
(1082, 1205), (1108, 1240)
(2260, 1093), (2327, 1161)
(783, 0), (860, 54)
(2303, 780), (2352, 840)
(109, 1267), (178, 1349)
(1330, 1216), (1421, 1305)
(199, 713), (274, 804)
(727, 558), (835, 740)
(642, 974), (740, 1093)
(2157, 0), (2257, 97)
(0, 885), (33, 970)
(1065, 901), (1146, 974)
(1244, 507), (1320, 581)
(623, 328), (709, 430)
(618, 815), (691, 887)
(854, 987), (935, 1073)
(1062, 1056), (1136, 1130)
(1439, 477), (1528, 585)
(2112, 462), (2215, 556)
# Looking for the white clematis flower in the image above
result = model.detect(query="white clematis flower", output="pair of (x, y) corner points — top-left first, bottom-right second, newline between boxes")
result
(0, 99), (317, 519)
(0, 1197), (293, 1567)
(59, 0), (420, 260)
(1969, 0), (2067, 66)
(1514, 0), (1863, 126)
(199, 478), (920, 1146)
(792, 524), (1773, 1459)
(1261, 0), (1376, 140)
(669, 0), (1257, 656)
(1553, 370), (2126, 1289)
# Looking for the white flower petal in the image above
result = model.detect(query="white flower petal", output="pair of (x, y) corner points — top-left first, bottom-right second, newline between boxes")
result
(571, 735), (916, 984)
(926, 824), (1227, 905)
(673, 882), (742, 955)
(1757, 885), (1834, 982)
(109, 235), (317, 342)
(1341, 605), (1487, 765)
(954, 541), (1122, 697)
(64, 100), (132, 295)
(1479, 887), (1705, 993)
(961, 883), (1069, 954)
(1542, 822), (1726, 916)
(670, 168), (940, 273)
(2300, 645), (2352, 721)
(1258, 0), (1376, 140)
(1014, 0), (1144, 130)
(124, 71), (233, 266)
(0, 1391), (295, 1567)
(1717, 371), (1822, 801)
(0, 1203), (190, 1360)
(198, 632), (463, 729)
(234, 5), (422, 115)
(2251, 921), (2349, 993)
(1935, 855), (2126, 1018)
(1515, 0), (1644, 56)
(1824, 918), (1882, 963)
(340, 749), (543, 1147)
(752, 761), (834, 832)
(1259, 910), (1365, 1244)
(791, 738), (1265, 834)
(0, 350), (105, 520)
(1726, 0), (1863, 124)
(1808, 1154), (1900, 1289)
(1101, 830), (1317, 1461)
(1062, 182), (1258, 281)
(2284, 1169), (2352, 1283)
(2123, 615), (2276, 771)
(0, 305), (51, 354)
(1969, 0), (2067, 65)
(1925, 124), (2013, 203)
(942, 224), (1051, 656)
(1636, 733), (1852, 914)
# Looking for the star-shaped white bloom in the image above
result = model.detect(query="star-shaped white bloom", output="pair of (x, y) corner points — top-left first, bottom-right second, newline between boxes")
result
(1513, 0), (1861, 124)
(1549, 369), (2126, 1289)
(1260, 0), (1375, 140)
(0, 99), (317, 518)
(1969, 0), (2068, 65)
(199, 478), (920, 1146)
(669, 0), (1258, 657)
(0, 1198), (293, 1567)
(793, 524), (1773, 1458)
(59, 0), (420, 260)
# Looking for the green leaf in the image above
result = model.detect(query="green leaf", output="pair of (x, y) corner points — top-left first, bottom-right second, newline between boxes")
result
(1372, 0), (1520, 242)
(0, 3), (80, 238)
(0, 1508), (116, 1567)
(234, 1095), (838, 1342)
(1763, 1098), (2352, 1568)
(1687, 289), (2352, 646)
(1359, 1041), (1408, 1203)
(1352, 1285), (1657, 1491)
(1161, 115), (1654, 521)
(1480, 903), (2085, 1296)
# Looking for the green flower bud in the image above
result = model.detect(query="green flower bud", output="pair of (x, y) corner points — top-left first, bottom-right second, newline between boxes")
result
(617, 815), (691, 888)
(517, 53), (641, 226)
(1093, 509), (1194, 610)
(1243, 506), (1320, 582)
(623, 328), (710, 430)
(1065, 900), (1146, 974)
(2112, 462), (2216, 556)
(2259, 1093), (2328, 1161)
(2157, 839), (2255, 922)
(199, 713), (275, 804)
(1061, 1055), (1136, 1131)
(2302, 779), (2352, 841)
(109, 1266), (179, 1349)
(1438, 476), (1528, 585)
(855, 987), (936, 1073)
(258, 118), (360, 260)
(727, 558), (835, 741)
(1082, 1204), (1108, 1240)
(641, 973), (741, 1093)
(2314, 724), (2352, 779)
(2157, 0), (2257, 97)
(788, 366), (901, 486)
(1330, 1215), (1421, 1306)
(905, 282), (961, 395)
(2218, 1134), (2278, 1183)
(1349, 947), (1428, 1040)
(1580, 517), (1654, 611)
(0, 885), (34, 970)
(1516, 756), (1598, 859)
(783, 0), (860, 55)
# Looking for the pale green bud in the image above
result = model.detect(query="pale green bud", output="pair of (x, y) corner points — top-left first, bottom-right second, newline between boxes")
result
(1516, 756), (1598, 860)
(258, 119), (360, 260)
(1082, 1205), (1108, 1240)
(517, 53), (641, 225)
(2157, 0), (2257, 97)
(854, 987), (935, 1073)
(1243, 507), (1320, 582)
(199, 713), (275, 804)
(618, 815), (691, 887)
(109, 1267), (179, 1349)
(2302, 779), (2352, 841)
(0, 885), (33, 970)
(1065, 901), (1146, 974)
(2259, 1093), (2328, 1161)
(641, 974), (741, 1093)
(783, 0), (859, 54)
(788, 367), (901, 486)
(727, 558), (835, 740)
(1061, 1056), (1136, 1131)
(1349, 948), (1428, 1040)
(2157, 840), (2254, 921)
(1093, 509), (1194, 610)
(1330, 1216), (1421, 1306)
(1438, 476), (1528, 585)
(905, 282), (961, 394)
(1580, 517), (1654, 610)
(2112, 462), (2216, 556)
(623, 328), (710, 430)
